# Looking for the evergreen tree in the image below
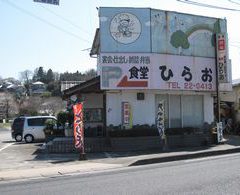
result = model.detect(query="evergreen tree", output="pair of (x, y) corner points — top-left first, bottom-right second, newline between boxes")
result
(46, 69), (54, 84)
(37, 67), (46, 83)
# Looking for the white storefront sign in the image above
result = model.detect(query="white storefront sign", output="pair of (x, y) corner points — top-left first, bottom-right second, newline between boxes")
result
(100, 53), (216, 91)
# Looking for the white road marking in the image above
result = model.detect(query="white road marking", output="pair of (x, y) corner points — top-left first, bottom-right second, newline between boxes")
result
(0, 143), (14, 152)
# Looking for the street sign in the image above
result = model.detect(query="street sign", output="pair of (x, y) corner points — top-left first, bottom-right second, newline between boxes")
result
(216, 33), (228, 83)
(33, 0), (59, 5)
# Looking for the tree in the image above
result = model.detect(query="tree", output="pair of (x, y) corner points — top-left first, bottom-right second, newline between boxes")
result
(46, 69), (54, 84)
(0, 92), (18, 119)
(84, 69), (97, 80)
(38, 67), (46, 83)
(33, 67), (46, 83)
(18, 96), (41, 116)
(19, 70), (33, 96)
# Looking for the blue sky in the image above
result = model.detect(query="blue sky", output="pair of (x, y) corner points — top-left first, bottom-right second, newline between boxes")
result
(1, 0), (240, 80)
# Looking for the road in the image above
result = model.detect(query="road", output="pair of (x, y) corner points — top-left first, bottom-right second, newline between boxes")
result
(0, 153), (239, 195)
(0, 128), (50, 171)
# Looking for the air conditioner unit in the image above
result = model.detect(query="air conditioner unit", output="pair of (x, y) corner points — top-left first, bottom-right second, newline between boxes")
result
(137, 92), (145, 100)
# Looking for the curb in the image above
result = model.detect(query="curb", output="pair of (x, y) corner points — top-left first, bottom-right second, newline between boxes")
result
(129, 147), (240, 166)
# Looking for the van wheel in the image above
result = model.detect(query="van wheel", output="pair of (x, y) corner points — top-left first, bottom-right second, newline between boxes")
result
(24, 134), (34, 143)
(15, 134), (22, 142)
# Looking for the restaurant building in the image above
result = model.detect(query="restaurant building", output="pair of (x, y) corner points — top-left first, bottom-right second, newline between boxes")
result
(64, 7), (232, 145)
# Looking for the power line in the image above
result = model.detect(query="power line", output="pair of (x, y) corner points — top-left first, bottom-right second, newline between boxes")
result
(81, 48), (91, 51)
(228, 0), (240, 6)
(39, 4), (92, 37)
(177, 0), (240, 11)
(1, 0), (91, 43)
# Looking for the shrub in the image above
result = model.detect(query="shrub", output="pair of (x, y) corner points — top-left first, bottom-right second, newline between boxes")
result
(40, 92), (52, 98)
(57, 111), (68, 127)
(44, 118), (64, 141)
(44, 119), (57, 135)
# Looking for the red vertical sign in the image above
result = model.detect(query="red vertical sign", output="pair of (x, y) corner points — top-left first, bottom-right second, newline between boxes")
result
(216, 33), (228, 83)
(73, 103), (84, 151)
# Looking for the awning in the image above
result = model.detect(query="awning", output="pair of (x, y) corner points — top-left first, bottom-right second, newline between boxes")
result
(62, 76), (102, 100)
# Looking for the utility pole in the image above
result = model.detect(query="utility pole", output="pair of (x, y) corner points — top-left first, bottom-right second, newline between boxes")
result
(215, 33), (220, 123)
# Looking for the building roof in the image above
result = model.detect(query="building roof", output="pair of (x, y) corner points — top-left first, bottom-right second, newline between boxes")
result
(62, 76), (102, 100)
(32, 81), (45, 85)
(232, 79), (240, 86)
(90, 28), (100, 57)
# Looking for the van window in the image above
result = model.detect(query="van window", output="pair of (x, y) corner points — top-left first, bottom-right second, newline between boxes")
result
(28, 118), (46, 126)
(12, 118), (25, 131)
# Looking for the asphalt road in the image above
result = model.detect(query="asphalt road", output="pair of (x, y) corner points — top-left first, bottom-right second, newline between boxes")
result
(0, 153), (239, 195)
(0, 128), (49, 171)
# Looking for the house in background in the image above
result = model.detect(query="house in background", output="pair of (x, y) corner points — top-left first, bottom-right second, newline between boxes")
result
(31, 81), (46, 95)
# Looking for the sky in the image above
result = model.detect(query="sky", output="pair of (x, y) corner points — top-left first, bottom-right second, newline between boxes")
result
(1, 0), (240, 80)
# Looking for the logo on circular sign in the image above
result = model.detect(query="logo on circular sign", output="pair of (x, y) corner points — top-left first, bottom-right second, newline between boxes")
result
(110, 12), (141, 44)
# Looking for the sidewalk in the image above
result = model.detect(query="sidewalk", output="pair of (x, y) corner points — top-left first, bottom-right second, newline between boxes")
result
(1, 135), (240, 182)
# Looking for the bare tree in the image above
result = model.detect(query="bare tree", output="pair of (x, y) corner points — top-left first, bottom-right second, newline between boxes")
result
(19, 70), (33, 96)
(0, 92), (18, 120)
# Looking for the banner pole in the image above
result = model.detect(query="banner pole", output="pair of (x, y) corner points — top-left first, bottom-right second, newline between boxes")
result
(73, 102), (86, 160)
(79, 101), (86, 160)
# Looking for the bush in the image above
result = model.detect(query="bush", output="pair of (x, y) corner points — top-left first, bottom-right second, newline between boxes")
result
(57, 111), (68, 127)
(44, 119), (57, 135)
(40, 92), (52, 98)
(44, 119), (64, 141)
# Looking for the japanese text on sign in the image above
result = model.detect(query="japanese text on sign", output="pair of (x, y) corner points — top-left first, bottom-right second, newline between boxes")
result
(217, 34), (228, 83)
(101, 55), (150, 64)
(100, 53), (216, 91)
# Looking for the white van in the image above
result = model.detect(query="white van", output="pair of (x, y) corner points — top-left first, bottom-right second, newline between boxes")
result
(11, 116), (57, 143)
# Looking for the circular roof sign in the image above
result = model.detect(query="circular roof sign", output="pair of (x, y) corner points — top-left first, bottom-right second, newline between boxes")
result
(110, 12), (141, 44)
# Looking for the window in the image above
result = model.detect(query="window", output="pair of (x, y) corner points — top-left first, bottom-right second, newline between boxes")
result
(156, 94), (203, 128)
(28, 118), (44, 126)
(169, 95), (181, 128)
(182, 96), (203, 127)
(27, 118), (53, 126)
(84, 108), (103, 122)
(12, 118), (25, 131)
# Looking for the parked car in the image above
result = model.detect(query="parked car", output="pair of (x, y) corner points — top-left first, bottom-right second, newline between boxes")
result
(11, 116), (57, 143)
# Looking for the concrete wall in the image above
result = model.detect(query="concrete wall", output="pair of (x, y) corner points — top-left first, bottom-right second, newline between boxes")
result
(106, 90), (155, 126)
(82, 93), (103, 108)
